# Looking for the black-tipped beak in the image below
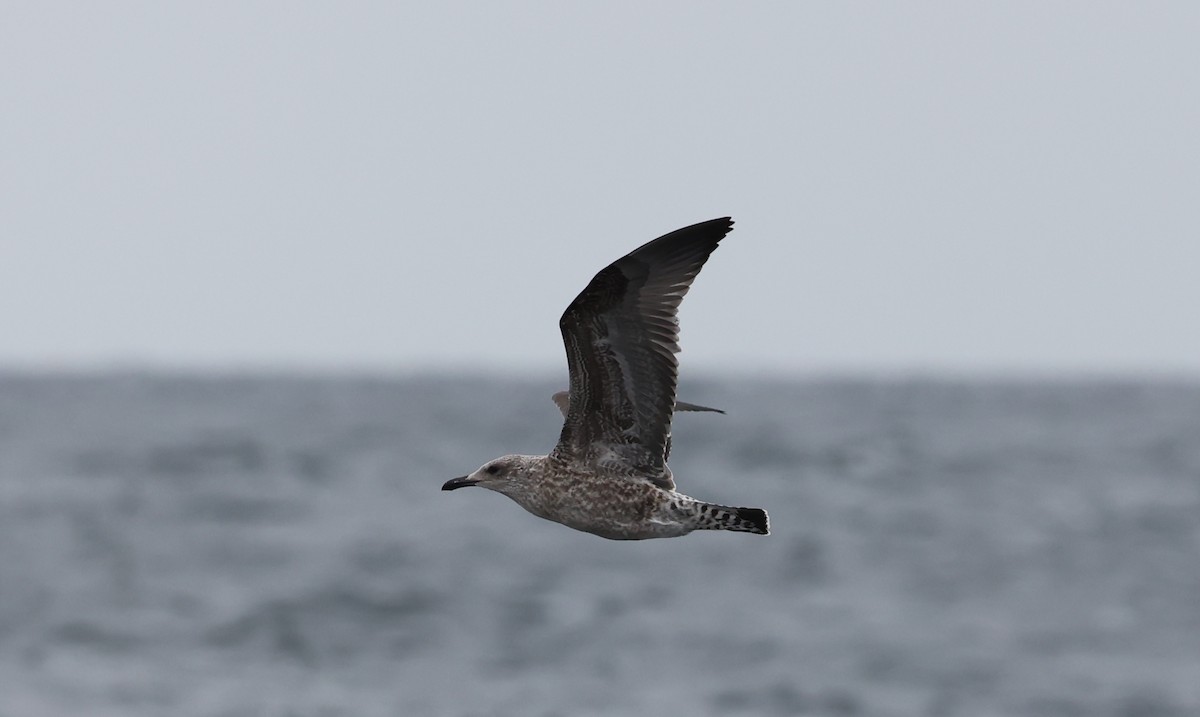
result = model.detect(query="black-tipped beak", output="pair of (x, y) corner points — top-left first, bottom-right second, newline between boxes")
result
(441, 475), (478, 491)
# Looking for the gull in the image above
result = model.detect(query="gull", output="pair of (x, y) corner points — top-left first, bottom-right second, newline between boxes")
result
(442, 218), (769, 540)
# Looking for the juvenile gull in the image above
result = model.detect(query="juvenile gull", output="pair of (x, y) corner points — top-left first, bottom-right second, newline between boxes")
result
(442, 218), (769, 540)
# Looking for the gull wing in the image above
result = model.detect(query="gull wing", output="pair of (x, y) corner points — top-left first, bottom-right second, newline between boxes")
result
(551, 217), (733, 485)
(551, 391), (724, 418)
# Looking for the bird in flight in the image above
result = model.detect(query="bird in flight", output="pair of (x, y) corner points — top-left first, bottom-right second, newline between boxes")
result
(442, 218), (768, 540)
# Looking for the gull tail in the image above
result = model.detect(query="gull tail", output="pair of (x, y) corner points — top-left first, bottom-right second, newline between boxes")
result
(697, 503), (770, 535)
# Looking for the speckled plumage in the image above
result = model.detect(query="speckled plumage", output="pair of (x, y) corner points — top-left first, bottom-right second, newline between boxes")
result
(442, 218), (769, 540)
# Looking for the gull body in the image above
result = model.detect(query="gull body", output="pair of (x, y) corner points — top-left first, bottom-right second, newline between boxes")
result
(442, 218), (768, 540)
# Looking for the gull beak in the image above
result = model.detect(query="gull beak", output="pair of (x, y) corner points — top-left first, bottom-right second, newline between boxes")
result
(441, 475), (478, 491)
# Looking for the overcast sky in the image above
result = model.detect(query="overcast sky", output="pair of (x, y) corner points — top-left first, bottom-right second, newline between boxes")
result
(3, 3), (1198, 377)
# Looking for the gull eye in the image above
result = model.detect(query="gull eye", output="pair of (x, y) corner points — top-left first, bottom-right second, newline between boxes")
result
(485, 465), (500, 475)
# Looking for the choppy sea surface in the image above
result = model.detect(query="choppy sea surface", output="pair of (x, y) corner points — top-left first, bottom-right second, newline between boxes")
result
(1, 373), (1198, 717)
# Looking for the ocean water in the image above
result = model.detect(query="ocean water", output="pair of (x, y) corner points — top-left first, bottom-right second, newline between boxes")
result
(1, 373), (1197, 717)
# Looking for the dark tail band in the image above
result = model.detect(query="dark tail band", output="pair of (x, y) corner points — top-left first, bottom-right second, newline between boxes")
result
(734, 507), (770, 535)
(697, 503), (770, 535)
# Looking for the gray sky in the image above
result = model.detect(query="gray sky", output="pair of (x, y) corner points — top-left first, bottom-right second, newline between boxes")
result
(3, 3), (1198, 376)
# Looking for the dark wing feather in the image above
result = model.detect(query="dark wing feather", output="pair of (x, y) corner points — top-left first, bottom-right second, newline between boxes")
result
(551, 218), (733, 483)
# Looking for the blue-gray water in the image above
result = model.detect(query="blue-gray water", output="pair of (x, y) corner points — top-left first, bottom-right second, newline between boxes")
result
(1, 374), (1198, 717)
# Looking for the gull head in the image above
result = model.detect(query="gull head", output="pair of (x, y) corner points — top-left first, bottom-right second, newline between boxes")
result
(442, 454), (541, 498)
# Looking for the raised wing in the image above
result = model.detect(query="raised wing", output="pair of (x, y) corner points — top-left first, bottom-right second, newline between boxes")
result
(551, 217), (734, 482)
